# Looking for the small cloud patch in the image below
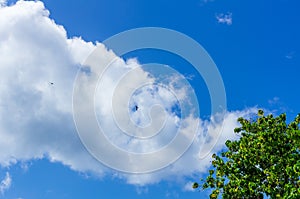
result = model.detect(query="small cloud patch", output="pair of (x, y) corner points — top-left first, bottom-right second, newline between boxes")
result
(0, 172), (11, 194)
(216, 12), (232, 25)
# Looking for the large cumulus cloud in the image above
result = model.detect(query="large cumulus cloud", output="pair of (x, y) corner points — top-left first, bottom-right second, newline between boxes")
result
(0, 0), (257, 186)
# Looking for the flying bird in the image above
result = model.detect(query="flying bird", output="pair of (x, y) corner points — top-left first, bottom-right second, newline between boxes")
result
(135, 105), (139, 111)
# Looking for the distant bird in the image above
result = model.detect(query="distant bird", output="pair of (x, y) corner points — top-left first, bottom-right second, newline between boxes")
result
(135, 105), (139, 111)
(49, 82), (54, 85)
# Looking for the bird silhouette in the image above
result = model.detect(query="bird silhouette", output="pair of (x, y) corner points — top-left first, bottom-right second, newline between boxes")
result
(135, 105), (139, 111)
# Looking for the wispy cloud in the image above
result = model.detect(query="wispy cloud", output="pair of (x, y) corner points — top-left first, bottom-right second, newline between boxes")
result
(216, 12), (233, 25)
(199, 0), (214, 6)
(268, 97), (292, 114)
(0, 172), (11, 194)
(202, 0), (214, 3)
(0, 0), (7, 7)
(285, 51), (296, 59)
(165, 190), (179, 198)
(268, 97), (280, 106)
(183, 181), (196, 192)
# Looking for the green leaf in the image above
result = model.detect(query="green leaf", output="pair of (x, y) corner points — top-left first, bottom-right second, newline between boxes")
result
(258, 109), (264, 116)
(192, 182), (199, 189)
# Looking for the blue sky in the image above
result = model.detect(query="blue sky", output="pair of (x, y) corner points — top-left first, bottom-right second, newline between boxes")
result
(39, 0), (300, 114)
(0, 0), (299, 198)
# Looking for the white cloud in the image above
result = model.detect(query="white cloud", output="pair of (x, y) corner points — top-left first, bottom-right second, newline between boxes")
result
(0, 172), (11, 194)
(0, 0), (257, 186)
(216, 12), (233, 25)
(0, 0), (105, 174)
(183, 181), (196, 192)
(119, 108), (257, 185)
(0, 0), (7, 7)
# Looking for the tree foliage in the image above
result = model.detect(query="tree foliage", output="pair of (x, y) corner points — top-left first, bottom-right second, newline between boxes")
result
(194, 110), (300, 198)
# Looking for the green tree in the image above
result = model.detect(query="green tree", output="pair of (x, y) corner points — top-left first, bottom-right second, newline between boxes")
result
(194, 110), (300, 198)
